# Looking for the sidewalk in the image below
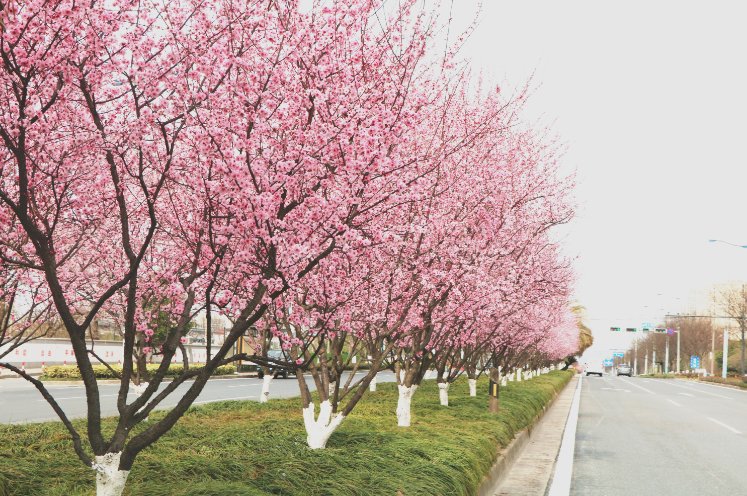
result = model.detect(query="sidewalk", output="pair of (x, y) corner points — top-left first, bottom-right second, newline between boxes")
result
(488, 374), (579, 496)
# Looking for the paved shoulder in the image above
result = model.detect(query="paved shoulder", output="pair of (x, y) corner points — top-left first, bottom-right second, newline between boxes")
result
(492, 375), (579, 496)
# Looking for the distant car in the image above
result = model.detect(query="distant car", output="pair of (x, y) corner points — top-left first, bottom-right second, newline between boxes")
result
(616, 364), (632, 377)
(584, 363), (603, 377)
(256, 350), (293, 379)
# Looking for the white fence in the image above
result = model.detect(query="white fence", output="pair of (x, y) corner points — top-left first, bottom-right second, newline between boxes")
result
(0, 338), (215, 368)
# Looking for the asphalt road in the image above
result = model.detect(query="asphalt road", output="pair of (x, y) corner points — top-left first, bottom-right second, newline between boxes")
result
(572, 375), (747, 495)
(0, 370), (396, 424)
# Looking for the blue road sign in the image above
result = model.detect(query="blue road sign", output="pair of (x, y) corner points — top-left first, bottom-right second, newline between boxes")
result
(603, 359), (614, 367)
(690, 355), (701, 369)
(613, 352), (625, 358)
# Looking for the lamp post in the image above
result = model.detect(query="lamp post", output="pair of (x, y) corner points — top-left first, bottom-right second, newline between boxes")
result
(709, 239), (747, 376)
(708, 239), (747, 249)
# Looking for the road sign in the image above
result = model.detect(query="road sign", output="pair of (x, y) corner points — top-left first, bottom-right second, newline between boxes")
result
(610, 327), (621, 332)
(690, 355), (701, 369)
(613, 352), (625, 358)
(626, 327), (637, 332)
(603, 359), (614, 367)
(666, 328), (676, 335)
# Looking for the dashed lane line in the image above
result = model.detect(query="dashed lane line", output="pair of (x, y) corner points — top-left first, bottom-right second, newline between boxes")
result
(707, 417), (742, 434)
(660, 381), (734, 400)
(617, 377), (655, 394)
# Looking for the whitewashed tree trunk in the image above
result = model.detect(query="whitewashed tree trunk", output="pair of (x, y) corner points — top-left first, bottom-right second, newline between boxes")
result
(438, 382), (449, 406)
(94, 452), (129, 496)
(468, 378), (477, 397)
(328, 381), (336, 399)
(369, 376), (377, 392)
(501, 376), (507, 387)
(516, 368), (522, 382)
(396, 384), (418, 427)
(260, 374), (274, 403)
(302, 400), (345, 449)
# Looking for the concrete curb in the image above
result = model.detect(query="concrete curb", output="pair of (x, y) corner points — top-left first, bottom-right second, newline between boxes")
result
(477, 373), (577, 496)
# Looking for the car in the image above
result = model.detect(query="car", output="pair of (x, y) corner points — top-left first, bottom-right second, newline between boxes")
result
(616, 364), (632, 377)
(584, 363), (603, 377)
(256, 349), (294, 379)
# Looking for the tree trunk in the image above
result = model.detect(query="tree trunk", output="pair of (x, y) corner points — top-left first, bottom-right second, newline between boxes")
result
(260, 374), (273, 403)
(396, 384), (417, 427)
(437, 382), (449, 406)
(302, 400), (345, 449)
(488, 367), (500, 413)
(94, 452), (130, 496)
(468, 378), (477, 397)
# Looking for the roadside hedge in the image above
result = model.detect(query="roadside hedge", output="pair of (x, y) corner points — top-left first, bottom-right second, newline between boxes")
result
(40, 363), (236, 380)
(0, 371), (572, 496)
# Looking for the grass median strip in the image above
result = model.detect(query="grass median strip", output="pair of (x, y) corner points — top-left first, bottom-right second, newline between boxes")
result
(0, 370), (572, 496)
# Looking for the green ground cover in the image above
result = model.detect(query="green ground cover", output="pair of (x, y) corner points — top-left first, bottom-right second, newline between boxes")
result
(0, 370), (572, 496)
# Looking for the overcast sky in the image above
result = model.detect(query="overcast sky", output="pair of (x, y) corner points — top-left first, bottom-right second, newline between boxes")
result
(447, 1), (747, 359)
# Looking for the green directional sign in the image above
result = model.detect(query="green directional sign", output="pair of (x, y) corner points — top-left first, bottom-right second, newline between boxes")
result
(610, 327), (621, 332)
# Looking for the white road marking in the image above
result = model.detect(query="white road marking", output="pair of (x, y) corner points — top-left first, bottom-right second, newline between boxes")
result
(707, 417), (742, 434)
(617, 378), (655, 394)
(675, 379), (747, 396)
(662, 381), (734, 400)
(193, 395), (256, 405)
(600, 387), (630, 392)
(40, 393), (122, 401)
(547, 375), (582, 496)
(667, 399), (682, 407)
(227, 384), (261, 388)
(677, 392), (694, 397)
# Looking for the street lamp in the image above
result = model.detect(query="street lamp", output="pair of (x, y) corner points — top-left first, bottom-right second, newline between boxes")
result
(708, 239), (747, 377)
(708, 239), (747, 249)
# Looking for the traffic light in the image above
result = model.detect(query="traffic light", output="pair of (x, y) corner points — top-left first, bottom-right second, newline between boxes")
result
(610, 327), (621, 332)
(626, 327), (637, 332)
(655, 328), (666, 333)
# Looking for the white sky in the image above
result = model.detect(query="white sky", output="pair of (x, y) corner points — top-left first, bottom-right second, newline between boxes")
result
(448, 1), (747, 361)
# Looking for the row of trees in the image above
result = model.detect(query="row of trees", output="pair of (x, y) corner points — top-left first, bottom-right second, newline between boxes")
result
(0, 1), (580, 494)
(627, 285), (747, 375)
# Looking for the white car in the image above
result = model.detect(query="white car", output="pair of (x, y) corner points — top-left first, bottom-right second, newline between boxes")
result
(584, 363), (604, 377)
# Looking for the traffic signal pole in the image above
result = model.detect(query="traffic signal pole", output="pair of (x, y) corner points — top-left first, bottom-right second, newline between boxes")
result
(676, 328), (681, 374)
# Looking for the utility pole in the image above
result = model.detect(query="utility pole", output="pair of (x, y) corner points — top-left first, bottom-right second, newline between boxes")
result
(644, 352), (648, 375)
(676, 327), (681, 374)
(710, 327), (715, 376)
(633, 338), (638, 376)
(722, 328), (729, 379)
(665, 335), (670, 374)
